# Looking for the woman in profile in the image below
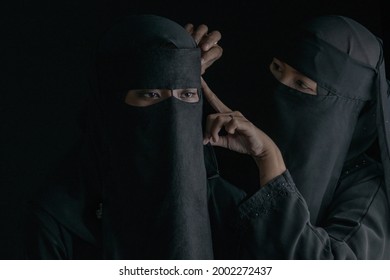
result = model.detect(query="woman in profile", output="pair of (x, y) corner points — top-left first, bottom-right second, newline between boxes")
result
(204, 15), (390, 259)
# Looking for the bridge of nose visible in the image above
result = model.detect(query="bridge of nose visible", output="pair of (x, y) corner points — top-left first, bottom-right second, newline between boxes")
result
(125, 88), (199, 107)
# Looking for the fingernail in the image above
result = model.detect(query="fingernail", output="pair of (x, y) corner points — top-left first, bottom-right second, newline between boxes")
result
(201, 58), (205, 64)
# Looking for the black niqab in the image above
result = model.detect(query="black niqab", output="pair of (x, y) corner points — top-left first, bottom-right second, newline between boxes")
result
(267, 15), (390, 224)
(95, 15), (213, 259)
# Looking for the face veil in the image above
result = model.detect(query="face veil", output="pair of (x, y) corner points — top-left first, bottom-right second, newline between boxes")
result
(266, 15), (390, 224)
(94, 15), (213, 259)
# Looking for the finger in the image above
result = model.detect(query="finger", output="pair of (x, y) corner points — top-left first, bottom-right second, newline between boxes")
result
(204, 112), (247, 138)
(217, 114), (246, 135)
(232, 118), (260, 141)
(184, 23), (194, 34)
(203, 114), (218, 143)
(198, 30), (222, 51)
(192, 24), (208, 44)
(201, 78), (232, 113)
(201, 45), (223, 67)
(224, 117), (239, 134)
(209, 135), (229, 149)
(205, 114), (239, 143)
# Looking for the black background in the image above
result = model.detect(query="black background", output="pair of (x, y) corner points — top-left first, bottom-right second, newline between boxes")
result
(1, 0), (387, 259)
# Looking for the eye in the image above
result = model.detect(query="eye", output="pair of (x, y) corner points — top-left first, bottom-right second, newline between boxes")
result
(180, 91), (197, 99)
(295, 80), (317, 95)
(178, 90), (199, 103)
(296, 80), (310, 90)
(140, 91), (161, 99)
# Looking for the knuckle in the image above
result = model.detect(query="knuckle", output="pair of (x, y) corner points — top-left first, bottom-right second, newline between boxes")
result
(206, 114), (214, 121)
(230, 119), (238, 126)
(234, 110), (243, 117)
(215, 115), (223, 122)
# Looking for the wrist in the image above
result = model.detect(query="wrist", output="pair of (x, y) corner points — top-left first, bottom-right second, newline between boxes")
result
(253, 142), (286, 186)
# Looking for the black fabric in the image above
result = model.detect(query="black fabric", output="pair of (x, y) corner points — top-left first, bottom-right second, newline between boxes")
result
(102, 97), (213, 259)
(25, 145), (245, 260)
(26, 142), (102, 244)
(26, 156), (390, 259)
(98, 49), (200, 92)
(267, 15), (390, 224)
(269, 82), (362, 223)
(93, 15), (212, 259)
(97, 14), (200, 93)
(237, 156), (390, 259)
(26, 14), (213, 260)
(25, 205), (100, 260)
(24, 14), (390, 260)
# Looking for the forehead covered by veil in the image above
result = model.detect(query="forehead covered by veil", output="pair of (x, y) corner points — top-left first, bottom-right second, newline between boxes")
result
(91, 14), (214, 259)
(268, 15), (390, 223)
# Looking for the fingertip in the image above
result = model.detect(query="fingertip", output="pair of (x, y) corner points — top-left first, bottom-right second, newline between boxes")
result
(184, 23), (194, 32)
(199, 24), (209, 32)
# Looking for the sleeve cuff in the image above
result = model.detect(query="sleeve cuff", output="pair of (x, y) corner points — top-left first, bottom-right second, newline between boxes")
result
(238, 170), (297, 219)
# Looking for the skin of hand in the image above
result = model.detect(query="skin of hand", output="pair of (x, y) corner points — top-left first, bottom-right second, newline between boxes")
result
(201, 78), (286, 186)
(184, 23), (223, 75)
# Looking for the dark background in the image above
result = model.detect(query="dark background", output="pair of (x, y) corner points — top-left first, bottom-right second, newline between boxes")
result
(1, 0), (387, 259)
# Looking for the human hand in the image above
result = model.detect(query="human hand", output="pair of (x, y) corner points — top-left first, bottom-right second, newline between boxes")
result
(202, 78), (286, 186)
(184, 23), (223, 75)
(202, 78), (271, 158)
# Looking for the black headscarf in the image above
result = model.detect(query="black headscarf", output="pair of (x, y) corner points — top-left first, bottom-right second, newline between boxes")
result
(266, 15), (390, 224)
(94, 15), (213, 259)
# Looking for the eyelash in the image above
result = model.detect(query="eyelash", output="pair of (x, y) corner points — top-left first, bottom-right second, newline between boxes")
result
(296, 80), (310, 90)
(141, 92), (161, 99)
(180, 92), (197, 99)
(137, 90), (198, 100)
